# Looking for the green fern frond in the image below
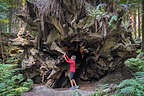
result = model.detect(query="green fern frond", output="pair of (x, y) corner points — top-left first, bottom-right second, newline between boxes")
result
(0, 57), (33, 96)
(134, 72), (144, 79)
(119, 79), (138, 87)
(120, 86), (135, 95)
(124, 58), (144, 71)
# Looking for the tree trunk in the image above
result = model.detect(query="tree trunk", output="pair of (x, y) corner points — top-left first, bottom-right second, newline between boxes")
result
(8, 7), (13, 33)
(142, 0), (144, 52)
(129, 12), (135, 38)
(138, 0), (141, 40)
(14, 0), (137, 88)
(134, 13), (137, 39)
(0, 23), (6, 63)
(0, 23), (3, 62)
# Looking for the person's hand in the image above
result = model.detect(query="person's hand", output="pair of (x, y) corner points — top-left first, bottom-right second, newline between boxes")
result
(84, 49), (89, 53)
(63, 53), (66, 58)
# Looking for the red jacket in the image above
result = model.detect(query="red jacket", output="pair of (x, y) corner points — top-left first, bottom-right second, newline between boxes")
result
(65, 55), (75, 72)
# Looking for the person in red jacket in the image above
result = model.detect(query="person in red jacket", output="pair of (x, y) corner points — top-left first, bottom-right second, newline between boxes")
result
(64, 54), (79, 90)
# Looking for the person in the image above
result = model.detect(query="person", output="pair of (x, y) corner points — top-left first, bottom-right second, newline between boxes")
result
(64, 54), (79, 90)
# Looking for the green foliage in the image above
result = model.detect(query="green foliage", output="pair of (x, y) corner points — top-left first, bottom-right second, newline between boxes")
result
(90, 90), (102, 96)
(73, 90), (79, 96)
(119, 79), (138, 87)
(91, 72), (144, 96)
(87, 3), (107, 19)
(0, 0), (26, 23)
(108, 53), (144, 96)
(136, 52), (144, 59)
(125, 58), (144, 71)
(0, 57), (33, 96)
(120, 86), (135, 95)
(0, 1), (9, 23)
(124, 53), (144, 71)
(108, 15), (118, 26)
(134, 72), (144, 77)
(137, 49), (142, 54)
(111, 72), (144, 96)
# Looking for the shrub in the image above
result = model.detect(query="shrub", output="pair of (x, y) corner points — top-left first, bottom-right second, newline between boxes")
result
(91, 52), (144, 96)
(0, 57), (33, 96)
(124, 53), (144, 71)
(90, 72), (144, 96)
(111, 72), (144, 96)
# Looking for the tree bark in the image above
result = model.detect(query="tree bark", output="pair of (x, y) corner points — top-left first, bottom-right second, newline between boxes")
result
(15, 0), (137, 88)
(138, 0), (141, 40)
(134, 12), (137, 39)
(0, 23), (5, 63)
(8, 7), (13, 33)
(142, 0), (144, 52)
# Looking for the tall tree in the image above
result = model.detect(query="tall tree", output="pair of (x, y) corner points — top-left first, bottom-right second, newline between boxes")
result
(0, 23), (4, 63)
(0, 0), (9, 62)
(134, 12), (137, 39)
(138, 0), (141, 40)
(8, 7), (13, 33)
(8, 0), (23, 34)
(133, 5), (138, 40)
(142, 0), (144, 52)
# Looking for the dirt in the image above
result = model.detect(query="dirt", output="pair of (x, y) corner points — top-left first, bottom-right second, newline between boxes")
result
(21, 66), (133, 96)
(21, 85), (95, 96)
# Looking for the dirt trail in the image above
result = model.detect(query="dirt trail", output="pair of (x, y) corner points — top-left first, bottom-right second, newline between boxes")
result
(22, 84), (95, 96)
(22, 81), (96, 96)
(22, 66), (132, 96)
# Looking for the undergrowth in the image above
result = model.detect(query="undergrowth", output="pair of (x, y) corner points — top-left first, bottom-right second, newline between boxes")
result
(91, 52), (144, 96)
(90, 72), (144, 96)
(0, 57), (33, 96)
(124, 52), (144, 71)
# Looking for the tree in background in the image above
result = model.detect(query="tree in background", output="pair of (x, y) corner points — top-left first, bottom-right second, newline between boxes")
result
(0, 0), (26, 62)
(0, 0), (26, 33)
(138, 0), (141, 40)
(142, 0), (144, 52)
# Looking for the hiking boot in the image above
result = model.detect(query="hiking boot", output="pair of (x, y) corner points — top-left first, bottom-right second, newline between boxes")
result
(74, 85), (79, 89)
(69, 86), (75, 90)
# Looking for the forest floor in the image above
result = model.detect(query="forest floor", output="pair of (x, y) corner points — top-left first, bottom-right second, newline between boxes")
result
(21, 66), (133, 96)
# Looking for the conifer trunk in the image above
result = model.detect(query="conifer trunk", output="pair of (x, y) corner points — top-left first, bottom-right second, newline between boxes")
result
(142, 0), (144, 52)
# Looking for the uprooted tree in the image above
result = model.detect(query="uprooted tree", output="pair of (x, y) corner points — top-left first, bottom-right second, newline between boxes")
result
(13, 0), (137, 88)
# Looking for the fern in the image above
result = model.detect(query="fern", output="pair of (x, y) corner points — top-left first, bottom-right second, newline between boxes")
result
(119, 79), (138, 87)
(91, 71), (144, 96)
(73, 90), (80, 96)
(136, 52), (144, 59)
(110, 93), (125, 96)
(108, 15), (118, 26)
(111, 72), (144, 96)
(0, 57), (33, 96)
(120, 86), (135, 95)
(134, 72), (144, 79)
(124, 57), (144, 71)
(90, 89), (102, 96)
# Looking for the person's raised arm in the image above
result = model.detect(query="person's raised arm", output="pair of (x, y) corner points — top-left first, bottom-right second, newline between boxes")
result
(65, 55), (70, 60)
(64, 54), (70, 63)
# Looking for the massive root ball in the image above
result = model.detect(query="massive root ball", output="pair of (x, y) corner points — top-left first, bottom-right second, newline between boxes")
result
(16, 0), (137, 88)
